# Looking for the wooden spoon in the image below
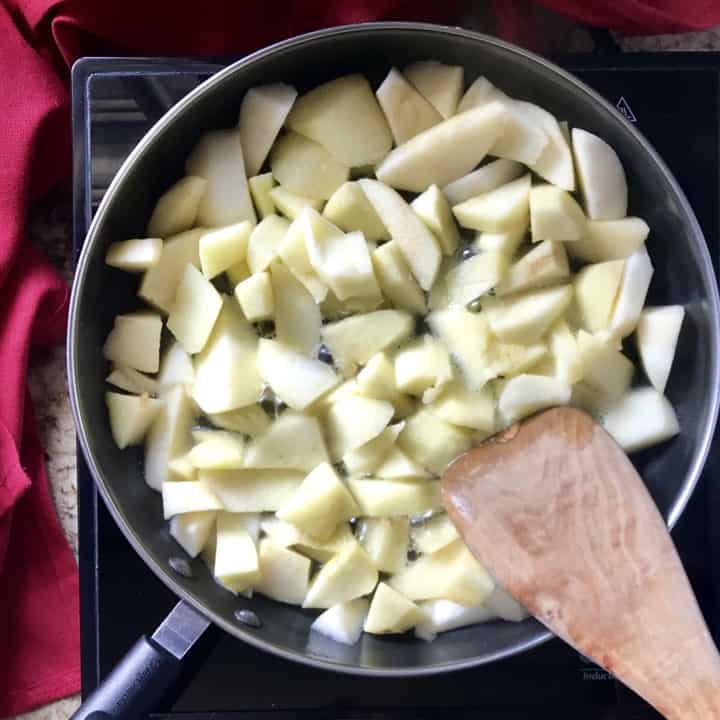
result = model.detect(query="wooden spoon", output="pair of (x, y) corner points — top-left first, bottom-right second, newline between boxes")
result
(442, 406), (720, 720)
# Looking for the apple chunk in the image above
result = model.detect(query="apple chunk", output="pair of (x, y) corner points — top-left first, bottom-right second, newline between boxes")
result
(530, 184), (586, 242)
(610, 246), (654, 337)
(410, 514), (459, 555)
(498, 374), (572, 424)
(323, 182), (388, 243)
(200, 469), (304, 512)
(577, 330), (634, 401)
(442, 159), (524, 206)
(310, 598), (369, 646)
(248, 173), (276, 219)
(364, 583), (425, 635)
(213, 512), (260, 594)
(147, 176), (207, 238)
(411, 184), (460, 255)
(161, 481), (223, 519)
(452, 174), (531, 233)
(324, 395), (394, 460)
(199, 221), (252, 279)
(170, 511), (216, 558)
(496, 240), (569, 297)
(358, 517), (409, 574)
(573, 259), (625, 332)
(371, 242), (426, 315)
(415, 600), (495, 641)
(255, 539), (311, 605)
(445, 251), (508, 306)
(636, 305), (685, 393)
(347, 477), (441, 517)
(103, 312), (162, 373)
(234, 272), (274, 322)
(247, 215), (289, 274)
(269, 185), (322, 221)
(568, 217), (649, 263)
(404, 61), (463, 119)
(106, 238), (162, 272)
(106, 392), (162, 449)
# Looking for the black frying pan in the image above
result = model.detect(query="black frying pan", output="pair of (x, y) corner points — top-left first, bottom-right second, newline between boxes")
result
(67, 22), (720, 719)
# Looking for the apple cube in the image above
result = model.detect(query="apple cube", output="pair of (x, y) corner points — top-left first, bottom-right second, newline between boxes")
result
(189, 432), (246, 470)
(610, 246), (654, 337)
(375, 446), (429, 480)
(636, 305), (685, 393)
(106, 237), (162, 272)
(357, 517), (409, 574)
(185, 129), (256, 227)
(106, 366), (159, 396)
(347, 477), (441, 516)
(254, 539), (311, 605)
(234, 272), (274, 322)
(442, 158), (524, 206)
(445, 251), (508, 306)
(572, 128), (628, 220)
(375, 102), (506, 192)
(415, 599), (495, 641)
(238, 83), (297, 176)
(496, 240), (569, 296)
(568, 217), (649, 263)
(452, 174), (531, 233)
(199, 221), (252, 279)
(411, 184), (460, 255)
(404, 61), (463, 118)
(376, 68), (442, 144)
(573, 259), (625, 332)
(484, 586), (530, 622)
(364, 582), (425, 635)
(244, 411), (329, 471)
(397, 408), (472, 475)
(325, 395), (394, 460)
(213, 512), (260, 594)
(269, 185), (323, 221)
(530, 184), (586, 242)
(498, 373), (572, 424)
(310, 598), (369, 646)
(248, 173), (276, 219)
(394, 336), (453, 397)
(246, 215), (289, 274)
(167, 264), (223, 354)
(106, 392), (162, 449)
(322, 181), (388, 243)
(548, 320), (583, 385)
(410, 514), (459, 555)
(169, 511), (216, 558)
(429, 381), (495, 432)
(303, 543), (379, 609)
(157, 342), (194, 390)
(147, 176), (207, 238)
(371, 242), (426, 315)
(261, 516), (357, 563)
(206, 406), (270, 436)
(359, 179), (441, 291)
(472, 221), (528, 257)
(343, 424), (403, 476)
(103, 312), (162, 373)
(577, 330), (634, 401)
(161, 481), (223, 519)
(200, 469), (304, 512)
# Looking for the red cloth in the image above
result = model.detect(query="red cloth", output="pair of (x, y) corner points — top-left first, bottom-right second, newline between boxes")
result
(2, 0), (720, 717)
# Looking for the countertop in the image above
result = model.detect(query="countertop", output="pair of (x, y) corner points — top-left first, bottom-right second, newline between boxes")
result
(16, 21), (720, 720)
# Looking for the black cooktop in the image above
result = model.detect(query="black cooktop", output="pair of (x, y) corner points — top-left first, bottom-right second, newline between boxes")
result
(71, 52), (720, 720)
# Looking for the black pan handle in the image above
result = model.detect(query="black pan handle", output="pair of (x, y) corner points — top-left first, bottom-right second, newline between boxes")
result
(71, 600), (210, 720)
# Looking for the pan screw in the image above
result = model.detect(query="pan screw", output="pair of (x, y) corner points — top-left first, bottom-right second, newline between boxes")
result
(234, 608), (262, 628)
(168, 556), (193, 579)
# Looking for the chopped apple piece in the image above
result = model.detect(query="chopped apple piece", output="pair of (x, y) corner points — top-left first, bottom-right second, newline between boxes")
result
(226, 260), (250, 286)
(371, 242), (426, 315)
(270, 131), (349, 200)
(375, 446), (429, 480)
(577, 330), (634, 401)
(484, 586), (530, 622)
(247, 215), (289, 274)
(636, 305), (685, 393)
(157, 342), (194, 390)
(415, 600), (495, 641)
(207, 406), (270, 436)
(442, 159), (524, 206)
(199, 221), (252, 279)
(234, 272), (274, 322)
(185, 129), (256, 227)
(389, 540), (494, 606)
(244, 411), (328, 471)
(213, 512), (260, 594)
(445, 251), (508, 306)
(348, 477), (441, 517)
(572, 128), (627, 220)
(103, 312), (162, 373)
(364, 582), (424, 635)
(238, 83), (297, 176)
(325, 395), (394, 460)
(473, 221), (528, 257)
(321, 309), (413, 376)
(548, 320), (583, 385)
(456, 75), (505, 114)
(490, 100), (549, 166)
(106, 366), (159, 396)
(139, 228), (203, 312)
(106, 392), (162, 449)
(248, 173), (276, 219)
(568, 217), (649, 263)
(410, 513), (459, 555)
(269, 185), (323, 221)
(404, 61), (463, 119)
(106, 238), (162, 272)
(167, 264), (223, 354)
(310, 598), (369, 646)
(376, 68), (442, 144)
(287, 74), (392, 167)
(375, 102), (506, 192)
(357, 517), (409, 574)
(192, 297), (262, 413)
(170, 511), (216, 558)
(261, 516), (357, 562)
(398, 408), (472, 475)
(573, 259), (625, 332)
(147, 176), (207, 238)
(452, 174), (531, 233)
(322, 182), (388, 242)
(530, 184), (586, 242)
(168, 453), (196, 481)
(189, 432), (245, 470)
(610, 246), (654, 337)
(201, 469), (304, 512)
(496, 241), (569, 296)
(162, 481), (223, 519)
(145, 385), (194, 491)
(394, 336), (453, 397)
(411, 185), (460, 255)
(343, 424), (403, 475)
(255, 539), (311, 605)
(303, 542), (378, 609)
(602, 387), (680, 453)
(498, 373), (572, 424)
(429, 381), (495, 432)
(359, 179), (441, 291)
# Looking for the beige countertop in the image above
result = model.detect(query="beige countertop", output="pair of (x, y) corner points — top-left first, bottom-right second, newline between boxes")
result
(15, 22), (720, 720)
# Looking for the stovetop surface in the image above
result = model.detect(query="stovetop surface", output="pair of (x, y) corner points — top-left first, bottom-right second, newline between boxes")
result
(72, 52), (720, 719)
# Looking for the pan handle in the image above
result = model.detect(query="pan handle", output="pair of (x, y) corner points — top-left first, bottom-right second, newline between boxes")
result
(71, 600), (210, 720)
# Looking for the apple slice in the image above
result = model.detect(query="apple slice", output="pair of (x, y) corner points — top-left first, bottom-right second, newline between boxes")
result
(415, 600), (495, 641)
(442, 158), (524, 206)
(106, 238), (162, 272)
(206, 406), (269, 437)
(170, 511), (216, 558)
(106, 366), (159, 396)
(375, 446), (429, 481)
(572, 128), (628, 220)
(235, 272), (274, 322)
(270, 131), (349, 200)
(359, 179), (441, 290)
(404, 61), (463, 118)
(548, 320), (583, 385)
(261, 516), (357, 563)
(324, 395), (394, 460)
(358, 517), (409, 574)
(490, 99), (550, 166)
(410, 514), (459, 555)
(530, 184), (586, 242)
(457, 75), (506, 114)
(255, 539), (311, 605)
(568, 217), (649, 263)
(186, 129), (256, 227)
(484, 586), (530, 622)
(347, 477), (442, 517)
(371, 242), (426, 315)
(161, 481), (223, 519)
(103, 312), (162, 373)
(310, 598), (369, 645)
(445, 251), (508, 306)
(573, 259), (626, 332)
(238, 83), (297, 176)
(199, 221), (252, 279)
(601, 387), (680, 453)
(343, 424), (403, 476)
(364, 582), (425, 635)
(610, 246), (654, 337)
(247, 215), (289, 274)
(375, 102), (506, 192)
(496, 241), (569, 297)
(429, 380), (495, 432)
(269, 185), (322, 220)
(497, 373), (572, 424)
(452, 174), (531, 233)
(147, 176), (207, 238)
(189, 432), (246, 471)
(257, 339), (338, 411)
(213, 512), (260, 594)
(636, 305), (685, 393)
(323, 182), (388, 243)
(472, 221), (528, 257)
(394, 336), (453, 397)
(200, 469), (304, 512)
(286, 74), (392, 167)
(376, 68), (442, 144)
(106, 392), (162, 449)
(411, 184), (460, 255)
(248, 173), (276, 219)
(577, 330), (634, 401)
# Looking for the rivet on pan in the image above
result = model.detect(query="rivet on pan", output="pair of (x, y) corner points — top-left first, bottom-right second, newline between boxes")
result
(234, 608), (262, 628)
(169, 556), (194, 579)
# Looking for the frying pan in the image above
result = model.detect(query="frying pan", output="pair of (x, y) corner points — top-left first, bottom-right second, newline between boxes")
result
(67, 22), (720, 719)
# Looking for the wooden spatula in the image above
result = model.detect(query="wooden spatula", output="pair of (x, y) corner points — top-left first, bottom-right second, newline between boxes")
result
(442, 406), (720, 720)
